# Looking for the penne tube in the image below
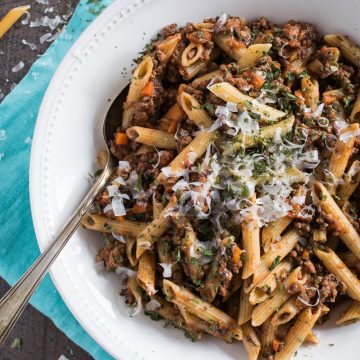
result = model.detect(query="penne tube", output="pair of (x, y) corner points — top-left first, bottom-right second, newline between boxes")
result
(208, 82), (286, 122)
(137, 251), (156, 296)
(163, 279), (242, 340)
(337, 160), (360, 205)
(148, 295), (201, 339)
(301, 77), (319, 112)
(271, 296), (299, 325)
(249, 259), (294, 305)
(274, 307), (322, 360)
(314, 247), (360, 301)
(192, 70), (221, 85)
(181, 42), (204, 67)
(181, 220), (205, 286)
(304, 331), (320, 344)
(336, 300), (360, 325)
(312, 229), (327, 243)
(262, 216), (293, 253)
(250, 229), (300, 293)
(136, 196), (177, 258)
(82, 214), (148, 237)
(230, 116), (295, 152)
(127, 276), (143, 314)
(180, 47), (220, 80)
(322, 88), (345, 103)
(178, 307), (234, 343)
(312, 181), (360, 260)
(237, 43), (272, 69)
(260, 318), (278, 355)
(325, 34), (360, 68)
(157, 131), (215, 183)
(213, 32), (246, 60)
(241, 196), (261, 279)
(251, 267), (306, 326)
(122, 56), (153, 129)
(126, 126), (177, 149)
(241, 322), (261, 360)
(126, 237), (138, 267)
(0, 6), (30, 39)
(328, 123), (359, 194)
(238, 278), (254, 325)
(350, 90), (360, 122)
(155, 33), (182, 63)
(179, 92), (213, 128)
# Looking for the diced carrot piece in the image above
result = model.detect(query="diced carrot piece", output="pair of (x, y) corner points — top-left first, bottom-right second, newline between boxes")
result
(251, 74), (265, 89)
(131, 203), (147, 214)
(272, 339), (281, 352)
(140, 81), (155, 97)
(114, 132), (129, 145)
(323, 94), (337, 105)
(232, 246), (242, 265)
(115, 216), (125, 222)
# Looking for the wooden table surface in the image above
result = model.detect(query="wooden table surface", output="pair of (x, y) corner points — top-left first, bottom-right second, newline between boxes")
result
(0, 1), (93, 359)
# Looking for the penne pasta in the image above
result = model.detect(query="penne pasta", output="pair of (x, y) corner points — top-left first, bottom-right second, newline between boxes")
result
(230, 116), (295, 152)
(126, 237), (138, 267)
(0, 6), (30, 39)
(126, 126), (177, 149)
(262, 216), (293, 253)
(181, 42), (205, 67)
(251, 267), (306, 327)
(242, 322), (261, 360)
(314, 247), (360, 301)
(325, 34), (360, 68)
(242, 197), (261, 280)
(163, 279), (243, 340)
(137, 251), (156, 295)
(260, 318), (278, 356)
(350, 90), (360, 122)
(301, 77), (319, 112)
(238, 278), (254, 325)
(192, 70), (221, 85)
(136, 196), (177, 258)
(179, 92), (213, 128)
(328, 123), (359, 194)
(152, 194), (164, 218)
(312, 181), (360, 260)
(237, 43), (272, 69)
(122, 56), (153, 129)
(271, 296), (299, 325)
(304, 331), (320, 344)
(337, 160), (360, 205)
(274, 307), (322, 360)
(82, 214), (148, 237)
(157, 131), (215, 183)
(213, 32), (246, 61)
(250, 229), (300, 292)
(336, 300), (360, 325)
(155, 33), (182, 63)
(208, 82), (286, 122)
(249, 259), (294, 305)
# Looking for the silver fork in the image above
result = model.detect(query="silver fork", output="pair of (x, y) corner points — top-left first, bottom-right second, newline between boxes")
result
(0, 85), (128, 347)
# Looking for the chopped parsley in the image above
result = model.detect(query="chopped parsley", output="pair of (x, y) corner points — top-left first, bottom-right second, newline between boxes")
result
(269, 255), (281, 271)
(10, 338), (22, 350)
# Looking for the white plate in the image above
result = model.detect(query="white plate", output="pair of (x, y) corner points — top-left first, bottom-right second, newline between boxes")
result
(30, 0), (360, 359)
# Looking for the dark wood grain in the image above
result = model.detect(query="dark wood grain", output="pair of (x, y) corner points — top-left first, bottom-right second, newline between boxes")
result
(0, 0), (93, 359)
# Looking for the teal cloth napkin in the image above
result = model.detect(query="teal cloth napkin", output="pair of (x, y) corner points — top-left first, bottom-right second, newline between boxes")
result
(0, 1), (115, 359)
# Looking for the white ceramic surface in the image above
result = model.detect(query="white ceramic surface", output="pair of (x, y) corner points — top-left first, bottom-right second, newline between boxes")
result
(30, 0), (360, 359)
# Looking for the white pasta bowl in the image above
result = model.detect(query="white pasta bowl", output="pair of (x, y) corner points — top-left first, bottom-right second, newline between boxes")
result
(30, 0), (360, 359)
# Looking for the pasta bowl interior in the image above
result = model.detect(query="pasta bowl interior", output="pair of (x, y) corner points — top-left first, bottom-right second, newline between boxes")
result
(30, 0), (360, 359)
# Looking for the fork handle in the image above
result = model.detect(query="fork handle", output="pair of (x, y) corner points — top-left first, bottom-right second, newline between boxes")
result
(0, 166), (113, 347)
